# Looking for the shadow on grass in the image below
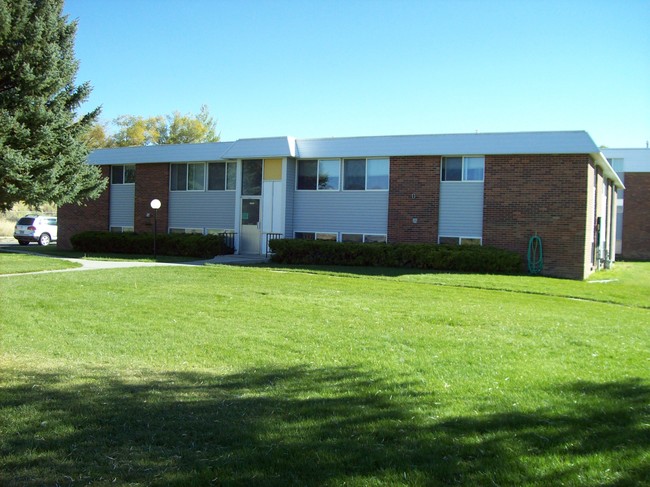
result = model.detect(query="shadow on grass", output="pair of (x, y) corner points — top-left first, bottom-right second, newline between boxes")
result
(1, 366), (648, 486)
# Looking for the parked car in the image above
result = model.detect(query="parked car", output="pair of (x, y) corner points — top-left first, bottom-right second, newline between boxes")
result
(13, 215), (58, 246)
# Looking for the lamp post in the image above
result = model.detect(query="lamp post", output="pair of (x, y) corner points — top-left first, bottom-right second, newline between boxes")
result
(150, 199), (161, 260)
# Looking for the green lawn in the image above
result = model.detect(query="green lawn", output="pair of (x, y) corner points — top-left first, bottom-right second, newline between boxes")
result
(0, 252), (81, 274)
(1, 263), (648, 486)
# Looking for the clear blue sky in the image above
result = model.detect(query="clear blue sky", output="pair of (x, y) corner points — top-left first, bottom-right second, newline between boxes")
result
(63, 0), (650, 148)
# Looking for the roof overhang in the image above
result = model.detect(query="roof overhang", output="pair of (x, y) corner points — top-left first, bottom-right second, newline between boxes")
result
(592, 152), (625, 189)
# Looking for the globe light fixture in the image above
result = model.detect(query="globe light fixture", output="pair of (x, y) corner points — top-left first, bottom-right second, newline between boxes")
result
(150, 199), (162, 259)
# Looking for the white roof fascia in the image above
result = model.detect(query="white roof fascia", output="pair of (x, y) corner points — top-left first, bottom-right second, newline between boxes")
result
(592, 152), (624, 188)
(294, 131), (599, 159)
(220, 136), (296, 160)
(88, 142), (233, 165)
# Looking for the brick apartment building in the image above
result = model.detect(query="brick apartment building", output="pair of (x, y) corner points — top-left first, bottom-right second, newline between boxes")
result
(602, 148), (650, 261)
(59, 131), (623, 280)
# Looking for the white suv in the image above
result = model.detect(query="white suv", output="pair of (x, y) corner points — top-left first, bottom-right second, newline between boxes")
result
(14, 215), (58, 246)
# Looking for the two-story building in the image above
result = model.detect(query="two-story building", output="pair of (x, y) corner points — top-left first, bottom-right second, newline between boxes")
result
(59, 130), (623, 279)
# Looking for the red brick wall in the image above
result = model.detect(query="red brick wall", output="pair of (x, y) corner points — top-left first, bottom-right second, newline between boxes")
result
(388, 156), (440, 243)
(57, 166), (111, 249)
(483, 154), (593, 280)
(134, 163), (169, 234)
(622, 172), (650, 260)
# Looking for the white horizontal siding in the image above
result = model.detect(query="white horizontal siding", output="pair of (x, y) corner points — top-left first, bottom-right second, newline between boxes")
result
(292, 191), (388, 234)
(438, 182), (484, 237)
(109, 184), (135, 227)
(169, 192), (236, 230)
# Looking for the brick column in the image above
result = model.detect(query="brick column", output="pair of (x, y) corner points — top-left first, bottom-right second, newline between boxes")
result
(57, 166), (110, 249)
(134, 163), (169, 234)
(483, 154), (592, 280)
(388, 156), (440, 243)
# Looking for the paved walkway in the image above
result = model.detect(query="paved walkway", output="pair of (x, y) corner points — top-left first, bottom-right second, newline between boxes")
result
(0, 241), (268, 277)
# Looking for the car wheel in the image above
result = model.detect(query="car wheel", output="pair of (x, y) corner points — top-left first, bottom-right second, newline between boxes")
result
(38, 233), (51, 246)
(18, 240), (29, 246)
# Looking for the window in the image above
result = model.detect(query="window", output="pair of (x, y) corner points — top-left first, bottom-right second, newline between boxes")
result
(441, 157), (484, 181)
(170, 163), (205, 191)
(343, 159), (365, 190)
(367, 159), (389, 189)
(342, 233), (363, 243)
(208, 162), (236, 190)
(439, 236), (482, 245)
(111, 165), (135, 184)
(297, 160), (340, 190)
(364, 234), (387, 243)
(318, 160), (340, 190)
(342, 233), (387, 243)
(188, 164), (205, 190)
(170, 164), (187, 191)
(110, 226), (134, 233)
(169, 228), (204, 234)
(295, 232), (338, 241)
(343, 158), (389, 190)
(207, 228), (235, 235)
(242, 159), (262, 195)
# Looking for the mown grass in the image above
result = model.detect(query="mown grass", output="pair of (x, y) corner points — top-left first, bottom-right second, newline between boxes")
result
(0, 252), (81, 274)
(1, 244), (196, 263)
(0, 263), (648, 486)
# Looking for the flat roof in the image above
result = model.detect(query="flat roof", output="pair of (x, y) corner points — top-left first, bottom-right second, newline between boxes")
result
(88, 130), (601, 165)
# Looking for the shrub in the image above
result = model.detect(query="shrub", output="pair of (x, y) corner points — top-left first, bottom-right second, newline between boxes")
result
(70, 232), (234, 258)
(269, 239), (522, 275)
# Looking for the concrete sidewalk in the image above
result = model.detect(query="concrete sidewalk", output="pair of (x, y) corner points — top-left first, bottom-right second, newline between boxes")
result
(0, 240), (268, 277)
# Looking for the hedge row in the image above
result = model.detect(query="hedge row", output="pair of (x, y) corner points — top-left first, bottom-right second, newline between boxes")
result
(269, 239), (522, 274)
(70, 231), (234, 258)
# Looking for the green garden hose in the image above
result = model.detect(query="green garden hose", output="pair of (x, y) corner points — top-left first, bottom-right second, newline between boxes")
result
(527, 234), (543, 275)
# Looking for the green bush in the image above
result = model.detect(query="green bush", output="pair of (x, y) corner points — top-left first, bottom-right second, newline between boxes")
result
(70, 231), (234, 258)
(269, 239), (522, 274)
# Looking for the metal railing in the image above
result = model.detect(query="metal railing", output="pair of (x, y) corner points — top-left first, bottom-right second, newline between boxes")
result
(219, 232), (236, 251)
(265, 233), (284, 257)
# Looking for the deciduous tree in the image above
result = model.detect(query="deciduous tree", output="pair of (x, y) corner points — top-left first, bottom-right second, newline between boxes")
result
(110, 105), (220, 147)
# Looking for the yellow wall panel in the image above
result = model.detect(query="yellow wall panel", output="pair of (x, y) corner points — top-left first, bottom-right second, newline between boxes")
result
(264, 158), (283, 180)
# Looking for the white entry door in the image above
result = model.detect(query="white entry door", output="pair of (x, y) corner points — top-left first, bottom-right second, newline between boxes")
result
(240, 198), (261, 254)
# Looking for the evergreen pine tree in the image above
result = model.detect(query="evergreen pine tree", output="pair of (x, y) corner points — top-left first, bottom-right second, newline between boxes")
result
(0, 0), (106, 211)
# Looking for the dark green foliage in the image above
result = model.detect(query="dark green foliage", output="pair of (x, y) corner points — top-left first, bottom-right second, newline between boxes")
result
(269, 239), (523, 274)
(0, 0), (106, 211)
(70, 231), (234, 258)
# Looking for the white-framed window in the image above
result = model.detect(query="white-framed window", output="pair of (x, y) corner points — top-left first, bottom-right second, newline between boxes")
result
(208, 162), (236, 191)
(439, 236), (482, 246)
(294, 231), (338, 241)
(169, 227), (204, 234)
(343, 158), (389, 190)
(207, 228), (235, 235)
(110, 226), (134, 233)
(295, 232), (387, 243)
(170, 163), (206, 191)
(441, 156), (484, 182)
(297, 159), (341, 190)
(111, 165), (135, 185)
(316, 232), (337, 241)
(342, 233), (387, 243)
